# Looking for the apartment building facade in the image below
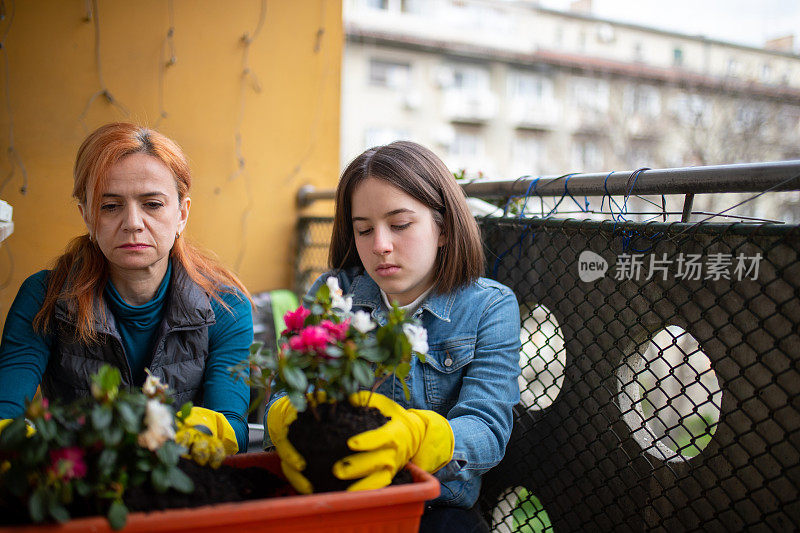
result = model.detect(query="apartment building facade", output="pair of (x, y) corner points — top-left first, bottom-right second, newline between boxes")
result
(341, 0), (800, 192)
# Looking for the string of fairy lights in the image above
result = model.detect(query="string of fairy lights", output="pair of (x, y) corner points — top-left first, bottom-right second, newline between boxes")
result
(0, 0), (333, 297)
(283, 0), (330, 186)
(231, 0), (267, 272)
(154, 0), (177, 129)
(0, 0), (26, 198)
(77, 0), (130, 133)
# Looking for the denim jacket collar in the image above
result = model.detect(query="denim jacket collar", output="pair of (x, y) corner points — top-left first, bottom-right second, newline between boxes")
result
(347, 270), (453, 323)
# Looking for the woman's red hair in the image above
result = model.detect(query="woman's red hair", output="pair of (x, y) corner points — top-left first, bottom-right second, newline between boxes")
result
(33, 122), (251, 344)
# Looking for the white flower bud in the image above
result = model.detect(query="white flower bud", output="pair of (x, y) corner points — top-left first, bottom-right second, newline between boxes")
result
(352, 310), (376, 333)
(402, 323), (429, 355)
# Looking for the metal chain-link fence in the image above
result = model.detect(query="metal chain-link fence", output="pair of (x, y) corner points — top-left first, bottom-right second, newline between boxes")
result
(294, 214), (800, 532)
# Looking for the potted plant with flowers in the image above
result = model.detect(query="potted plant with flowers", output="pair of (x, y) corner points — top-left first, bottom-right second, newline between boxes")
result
(0, 280), (440, 533)
(235, 276), (431, 493)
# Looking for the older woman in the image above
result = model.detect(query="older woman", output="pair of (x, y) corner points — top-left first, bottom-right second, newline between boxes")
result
(0, 123), (253, 452)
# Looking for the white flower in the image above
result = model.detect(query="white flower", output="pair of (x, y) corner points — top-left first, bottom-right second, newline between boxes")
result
(326, 276), (353, 313)
(142, 372), (168, 398)
(137, 399), (175, 451)
(352, 310), (376, 333)
(332, 293), (353, 314)
(326, 276), (341, 295)
(402, 323), (429, 355)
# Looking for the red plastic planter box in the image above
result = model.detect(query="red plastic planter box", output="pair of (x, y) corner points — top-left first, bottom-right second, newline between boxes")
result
(0, 452), (441, 533)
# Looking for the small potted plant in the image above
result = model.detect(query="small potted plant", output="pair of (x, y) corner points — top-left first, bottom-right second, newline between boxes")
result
(236, 276), (429, 492)
(0, 366), (197, 530)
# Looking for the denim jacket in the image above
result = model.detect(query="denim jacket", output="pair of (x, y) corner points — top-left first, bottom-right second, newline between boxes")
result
(266, 267), (521, 508)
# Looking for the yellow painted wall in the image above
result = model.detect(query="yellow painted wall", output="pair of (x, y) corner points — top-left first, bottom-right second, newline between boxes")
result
(0, 0), (342, 326)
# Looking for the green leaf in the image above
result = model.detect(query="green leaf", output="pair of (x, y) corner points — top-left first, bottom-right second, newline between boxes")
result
(0, 417), (28, 449)
(116, 402), (139, 432)
(352, 360), (373, 388)
(48, 502), (70, 524)
(74, 479), (91, 497)
(395, 362), (411, 380)
(401, 380), (411, 401)
(105, 425), (124, 446)
(283, 366), (308, 392)
(151, 466), (169, 493)
(156, 441), (181, 465)
(314, 283), (331, 303)
(325, 345), (343, 358)
(29, 488), (46, 522)
(107, 500), (128, 531)
(98, 449), (118, 478)
(91, 405), (113, 430)
(287, 391), (307, 412)
(37, 417), (57, 440)
(167, 466), (194, 493)
(178, 402), (193, 421)
(249, 341), (264, 355)
(358, 346), (384, 362)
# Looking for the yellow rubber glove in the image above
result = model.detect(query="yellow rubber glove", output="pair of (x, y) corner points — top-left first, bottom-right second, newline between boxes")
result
(0, 418), (36, 437)
(175, 407), (238, 468)
(266, 396), (313, 494)
(333, 391), (455, 492)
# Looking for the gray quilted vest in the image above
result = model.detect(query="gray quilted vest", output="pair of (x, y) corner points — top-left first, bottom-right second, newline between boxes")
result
(42, 262), (216, 407)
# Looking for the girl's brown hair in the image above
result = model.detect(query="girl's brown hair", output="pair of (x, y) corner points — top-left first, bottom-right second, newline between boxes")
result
(33, 122), (251, 344)
(329, 140), (484, 294)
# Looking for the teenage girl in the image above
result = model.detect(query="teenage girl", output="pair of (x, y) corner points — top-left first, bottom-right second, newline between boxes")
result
(268, 141), (520, 532)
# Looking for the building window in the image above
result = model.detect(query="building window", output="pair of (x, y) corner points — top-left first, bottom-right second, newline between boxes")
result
(633, 42), (644, 61)
(571, 77), (609, 114)
(511, 135), (544, 177)
(364, 127), (410, 149)
(445, 126), (487, 173)
(365, 0), (389, 10)
(761, 63), (773, 83)
(369, 58), (410, 89)
(673, 47), (683, 67)
(727, 58), (740, 77)
(571, 138), (602, 171)
(400, 0), (425, 14)
(670, 93), (711, 127)
(623, 84), (661, 117)
(451, 128), (483, 158)
(507, 71), (553, 102)
(449, 64), (490, 92)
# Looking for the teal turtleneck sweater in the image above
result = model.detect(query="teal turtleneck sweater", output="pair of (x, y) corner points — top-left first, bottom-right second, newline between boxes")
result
(104, 260), (173, 386)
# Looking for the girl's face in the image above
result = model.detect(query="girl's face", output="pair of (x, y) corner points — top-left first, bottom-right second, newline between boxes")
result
(79, 152), (190, 282)
(351, 177), (444, 306)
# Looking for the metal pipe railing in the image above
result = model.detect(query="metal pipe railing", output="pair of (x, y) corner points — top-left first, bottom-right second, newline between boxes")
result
(296, 160), (800, 208)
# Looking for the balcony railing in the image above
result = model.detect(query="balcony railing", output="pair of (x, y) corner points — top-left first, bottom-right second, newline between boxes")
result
(292, 161), (800, 531)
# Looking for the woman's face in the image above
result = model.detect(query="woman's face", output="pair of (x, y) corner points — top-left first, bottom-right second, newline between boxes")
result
(80, 152), (190, 281)
(351, 177), (444, 306)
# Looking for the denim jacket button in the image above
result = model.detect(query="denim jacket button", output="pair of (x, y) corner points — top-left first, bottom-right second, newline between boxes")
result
(444, 357), (453, 367)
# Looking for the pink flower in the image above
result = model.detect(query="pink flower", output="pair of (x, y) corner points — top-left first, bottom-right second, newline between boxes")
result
(49, 447), (87, 480)
(283, 306), (311, 333)
(288, 326), (333, 355)
(320, 319), (350, 342)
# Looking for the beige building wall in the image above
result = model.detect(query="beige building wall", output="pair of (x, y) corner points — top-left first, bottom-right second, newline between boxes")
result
(341, 0), (800, 222)
(0, 0), (342, 327)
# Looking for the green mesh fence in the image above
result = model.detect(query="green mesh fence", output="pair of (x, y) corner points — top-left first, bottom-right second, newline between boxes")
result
(294, 215), (800, 532)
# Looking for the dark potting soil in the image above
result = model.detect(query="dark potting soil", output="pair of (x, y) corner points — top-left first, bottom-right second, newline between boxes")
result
(288, 401), (413, 492)
(124, 458), (290, 512)
(0, 458), (290, 525)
